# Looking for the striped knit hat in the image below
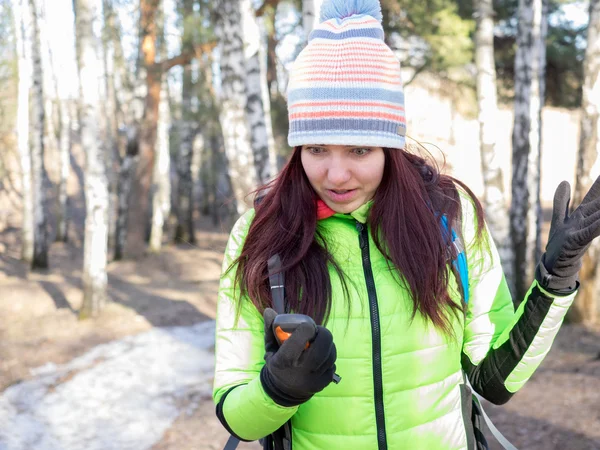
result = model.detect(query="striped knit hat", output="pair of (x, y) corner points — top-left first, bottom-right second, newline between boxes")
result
(287, 0), (406, 149)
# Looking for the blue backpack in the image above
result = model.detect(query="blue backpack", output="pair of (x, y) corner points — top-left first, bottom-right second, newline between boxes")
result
(440, 215), (470, 303)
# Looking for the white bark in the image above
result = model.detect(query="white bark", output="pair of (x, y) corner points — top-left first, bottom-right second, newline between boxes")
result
(243, 0), (276, 184)
(29, 0), (49, 269)
(260, 26), (278, 178)
(149, 79), (171, 252)
(102, 0), (132, 254)
(570, 0), (600, 324)
(44, 98), (58, 169)
(510, 0), (547, 299)
(215, 0), (257, 216)
(40, 0), (59, 177)
(575, 0), (600, 206)
(57, 102), (70, 242)
(102, 0), (119, 253)
(474, 0), (512, 290)
(38, 1), (71, 243)
(45, 41), (71, 243)
(302, 0), (324, 42)
(101, 0), (119, 155)
(75, 0), (109, 318)
(105, 0), (130, 129)
(13, 0), (34, 263)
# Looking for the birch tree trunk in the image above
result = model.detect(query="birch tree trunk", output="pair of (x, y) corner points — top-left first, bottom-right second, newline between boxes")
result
(302, 0), (324, 42)
(114, 130), (138, 260)
(510, 0), (547, 300)
(260, 29), (278, 177)
(44, 36), (71, 243)
(101, 0), (118, 156)
(260, 4), (288, 169)
(215, 0), (257, 216)
(174, 0), (195, 244)
(41, 5), (60, 186)
(74, 0), (110, 318)
(56, 102), (70, 242)
(474, 0), (512, 290)
(148, 2), (171, 252)
(199, 137), (212, 218)
(29, 0), (49, 269)
(104, 0), (130, 128)
(13, 0), (34, 263)
(44, 100), (58, 170)
(102, 0), (120, 252)
(569, 0), (600, 325)
(191, 133), (203, 213)
(103, 0), (133, 257)
(149, 78), (171, 252)
(212, 131), (235, 224)
(243, 0), (276, 184)
(259, 5), (279, 101)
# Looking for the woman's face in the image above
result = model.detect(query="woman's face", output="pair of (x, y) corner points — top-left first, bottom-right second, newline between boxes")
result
(301, 145), (385, 214)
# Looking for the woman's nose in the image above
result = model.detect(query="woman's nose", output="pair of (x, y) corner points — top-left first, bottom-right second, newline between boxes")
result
(326, 162), (351, 185)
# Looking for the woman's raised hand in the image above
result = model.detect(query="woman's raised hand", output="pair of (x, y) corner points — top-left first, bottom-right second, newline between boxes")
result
(538, 176), (600, 290)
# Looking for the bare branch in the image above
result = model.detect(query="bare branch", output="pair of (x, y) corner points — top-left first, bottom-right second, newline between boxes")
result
(157, 41), (217, 73)
(403, 63), (428, 86)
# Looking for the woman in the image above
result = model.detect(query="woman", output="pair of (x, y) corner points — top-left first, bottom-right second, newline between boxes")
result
(213, 1), (600, 449)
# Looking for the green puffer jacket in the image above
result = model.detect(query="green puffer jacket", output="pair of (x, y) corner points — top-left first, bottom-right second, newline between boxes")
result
(213, 195), (577, 450)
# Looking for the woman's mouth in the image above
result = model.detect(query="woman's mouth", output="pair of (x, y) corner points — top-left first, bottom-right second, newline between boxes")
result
(326, 189), (357, 202)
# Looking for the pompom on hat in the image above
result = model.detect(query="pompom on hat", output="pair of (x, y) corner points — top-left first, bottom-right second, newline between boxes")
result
(287, 0), (406, 149)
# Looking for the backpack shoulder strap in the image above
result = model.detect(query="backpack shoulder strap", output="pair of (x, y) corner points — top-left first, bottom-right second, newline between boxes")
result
(267, 254), (286, 314)
(220, 254), (291, 450)
(467, 380), (519, 450)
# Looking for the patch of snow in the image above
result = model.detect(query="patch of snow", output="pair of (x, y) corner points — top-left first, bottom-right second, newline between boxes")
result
(0, 321), (216, 450)
(29, 363), (58, 377)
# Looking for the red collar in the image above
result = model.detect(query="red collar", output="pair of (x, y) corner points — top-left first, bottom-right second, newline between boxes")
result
(316, 200), (336, 220)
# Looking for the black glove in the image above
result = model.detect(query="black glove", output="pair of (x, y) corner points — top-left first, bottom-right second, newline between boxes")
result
(537, 177), (600, 291)
(260, 308), (337, 407)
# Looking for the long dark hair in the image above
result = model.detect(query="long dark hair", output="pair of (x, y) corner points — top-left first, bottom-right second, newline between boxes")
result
(230, 146), (486, 334)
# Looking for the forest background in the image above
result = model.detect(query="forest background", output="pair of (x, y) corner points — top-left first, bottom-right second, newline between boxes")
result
(0, 0), (599, 448)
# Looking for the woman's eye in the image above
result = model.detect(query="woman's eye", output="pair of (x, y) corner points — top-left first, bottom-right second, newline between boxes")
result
(307, 147), (325, 154)
(352, 148), (371, 156)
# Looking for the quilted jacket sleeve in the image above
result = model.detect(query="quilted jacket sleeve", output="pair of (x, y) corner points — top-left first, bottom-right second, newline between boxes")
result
(459, 194), (577, 405)
(213, 209), (298, 441)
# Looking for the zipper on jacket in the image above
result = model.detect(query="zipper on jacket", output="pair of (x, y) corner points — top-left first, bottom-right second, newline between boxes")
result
(356, 221), (388, 450)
